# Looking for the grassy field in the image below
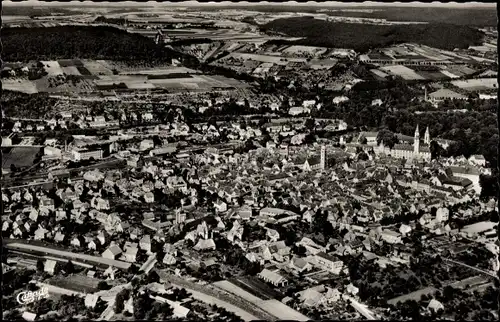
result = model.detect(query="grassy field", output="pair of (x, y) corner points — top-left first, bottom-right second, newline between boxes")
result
(2, 147), (41, 169)
(2, 79), (39, 94)
(451, 78), (498, 91)
(379, 65), (426, 80)
(47, 275), (100, 293)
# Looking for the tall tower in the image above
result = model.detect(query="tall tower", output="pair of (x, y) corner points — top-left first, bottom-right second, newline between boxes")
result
(320, 145), (326, 170)
(424, 126), (430, 145)
(414, 125), (420, 154)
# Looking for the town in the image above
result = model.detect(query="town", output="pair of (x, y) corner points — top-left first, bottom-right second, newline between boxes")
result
(1, 2), (499, 322)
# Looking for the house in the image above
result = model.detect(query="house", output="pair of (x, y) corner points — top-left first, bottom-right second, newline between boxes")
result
(258, 268), (288, 287)
(289, 257), (313, 273)
(140, 139), (154, 151)
(297, 288), (325, 307)
(85, 294), (100, 309)
(194, 239), (216, 251)
(313, 252), (344, 274)
(71, 236), (86, 247)
(87, 238), (98, 251)
(144, 192), (154, 203)
(34, 227), (48, 240)
(139, 235), (152, 253)
(22, 312), (38, 322)
(214, 200), (227, 213)
(427, 299), (444, 313)
(469, 154), (486, 167)
(163, 253), (177, 265)
(381, 230), (402, 244)
(102, 245), (122, 260)
(44, 260), (59, 275)
(54, 232), (66, 243)
(123, 243), (139, 263)
(428, 88), (466, 102)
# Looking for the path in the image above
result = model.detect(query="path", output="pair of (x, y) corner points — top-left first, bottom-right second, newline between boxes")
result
(4, 241), (131, 270)
(170, 282), (259, 321)
(158, 271), (274, 321)
(343, 295), (378, 320)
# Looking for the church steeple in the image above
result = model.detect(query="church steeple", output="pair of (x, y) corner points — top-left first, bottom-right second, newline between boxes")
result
(414, 125), (420, 154)
(424, 126), (430, 145)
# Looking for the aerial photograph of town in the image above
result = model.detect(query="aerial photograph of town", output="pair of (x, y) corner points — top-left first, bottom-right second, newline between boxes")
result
(0, 0), (498, 321)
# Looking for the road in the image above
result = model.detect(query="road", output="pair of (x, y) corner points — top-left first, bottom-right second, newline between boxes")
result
(158, 271), (275, 321)
(343, 295), (378, 320)
(4, 241), (132, 270)
(170, 283), (260, 321)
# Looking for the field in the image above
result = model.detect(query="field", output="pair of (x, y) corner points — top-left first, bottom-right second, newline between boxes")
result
(2, 79), (39, 94)
(230, 52), (308, 65)
(47, 275), (100, 293)
(282, 45), (328, 56)
(4, 59), (248, 94)
(379, 65), (426, 80)
(451, 78), (498, 91)
(2, 147), (41, 169)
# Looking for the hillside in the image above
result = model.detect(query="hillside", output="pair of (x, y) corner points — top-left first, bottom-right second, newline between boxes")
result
(261, 18), (485, 52)
(323, 7), (498, 27)
(2, 26), (173, 63)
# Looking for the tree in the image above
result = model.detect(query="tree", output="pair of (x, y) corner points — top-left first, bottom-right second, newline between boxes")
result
(97, 281), (110, 290)
(36, 259), (45, 272)
(305, 118), (315, 131)
(479, 174), (499, 200)
(377, 129), (399, 148)
(64, 261), (75, 274)
(146, 271), (160, 284)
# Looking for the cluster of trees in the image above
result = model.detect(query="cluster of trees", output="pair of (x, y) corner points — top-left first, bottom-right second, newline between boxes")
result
(2, 91), (59, 120)
(2, 26), (179, 64)
(324, 7), (497, 27)
(261, 18), (484, 52)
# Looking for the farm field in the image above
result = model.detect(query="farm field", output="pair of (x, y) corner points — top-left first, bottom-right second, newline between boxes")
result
(3, 59), (249, 94)
(282, 45), (328, 56)
(379, 65), (426, 80)
(229, 52), (308, 64)
(451, 78), (498, 91)
(236, 276), (283, 299)
(213, 280), (265, 305)
(47, 275), (101, 293)
(212, 279), (308, 321)
(2, 147), (41, 169)
(2, 79), (39, 94)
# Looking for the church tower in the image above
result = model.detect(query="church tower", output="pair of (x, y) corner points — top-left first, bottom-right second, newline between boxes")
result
(320, 145), (326, 170)
(414, 125), (420, 154)
(424, 127), (430, 145)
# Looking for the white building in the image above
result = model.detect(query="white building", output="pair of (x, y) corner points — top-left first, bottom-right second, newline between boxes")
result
(71, 149), (103, 162)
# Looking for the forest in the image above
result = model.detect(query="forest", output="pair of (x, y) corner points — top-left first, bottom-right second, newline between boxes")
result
(1, 26), (175, 63)
(261, 18), (485, 52)
(324, 6), (497, 27)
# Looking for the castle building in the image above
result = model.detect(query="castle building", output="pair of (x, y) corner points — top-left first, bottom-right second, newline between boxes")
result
(376, 125), (431, 161)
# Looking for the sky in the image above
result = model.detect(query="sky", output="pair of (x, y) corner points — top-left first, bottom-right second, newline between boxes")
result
(3, 1), (496, 8)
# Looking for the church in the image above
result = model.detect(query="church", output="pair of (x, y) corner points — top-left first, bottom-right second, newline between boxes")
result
(375, 125), (432, 161)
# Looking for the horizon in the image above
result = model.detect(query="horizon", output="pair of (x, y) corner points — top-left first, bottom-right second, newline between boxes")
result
(2, 0), (496, 8)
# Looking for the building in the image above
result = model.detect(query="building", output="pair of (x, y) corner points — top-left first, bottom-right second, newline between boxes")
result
(71, 149), (103, 162)
(381, 230), (402, 244)
(102, 245), (122, 260)
(258, 269), (288, 287)
(313, 252), (344, 274)
(428, 88), (467, 102)
(375, 125), (431, 161)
